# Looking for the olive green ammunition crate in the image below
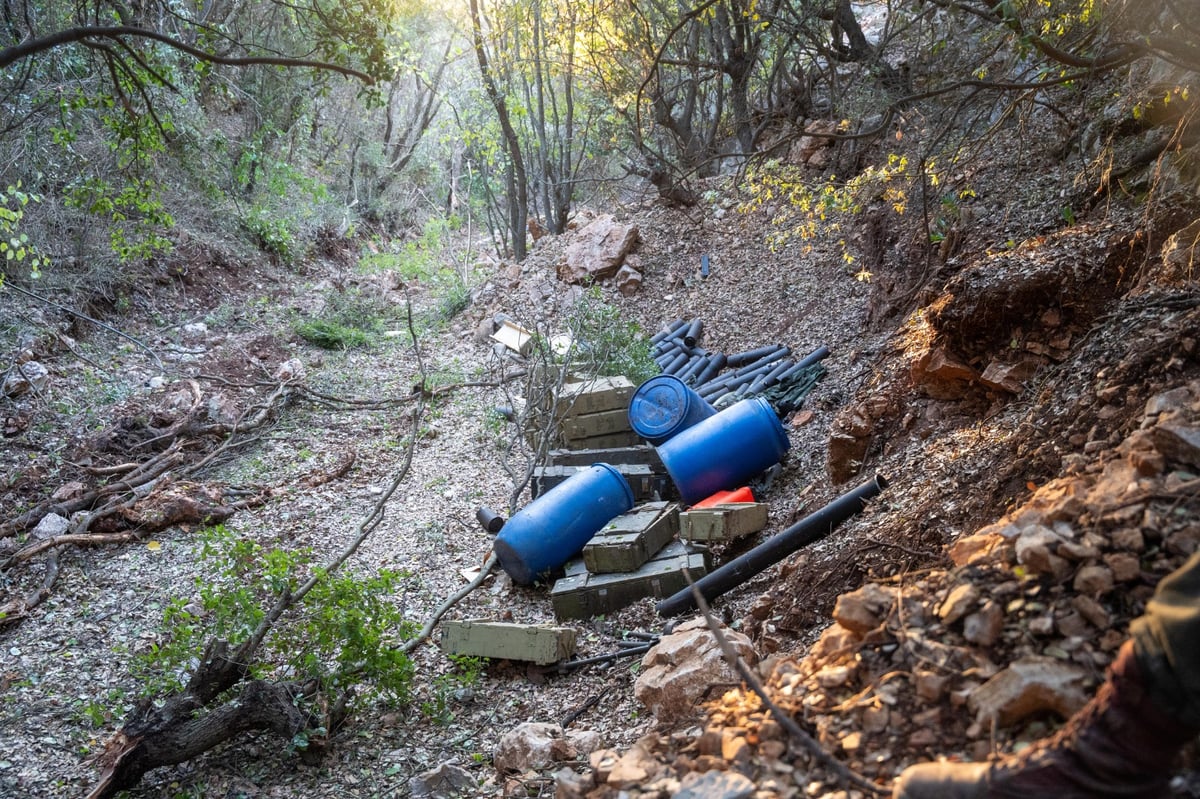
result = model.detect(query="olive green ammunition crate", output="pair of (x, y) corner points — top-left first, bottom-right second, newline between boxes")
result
(548, 445), (664, 471)
(439, 620), (576, 665)
(559, 408), (633, 442)
(556, 375), (635, 416)
(551, 540), (712, 621)
(561, 430), (643, 450)
(583, 501), (679, 573)
(680, 502), (769, 542)
(531, 463), (667, 502)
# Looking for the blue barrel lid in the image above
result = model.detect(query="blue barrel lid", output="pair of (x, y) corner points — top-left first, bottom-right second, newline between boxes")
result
(628, 375), (693, 440)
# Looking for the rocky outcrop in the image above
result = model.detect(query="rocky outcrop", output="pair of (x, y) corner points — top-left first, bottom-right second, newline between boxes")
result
(557, 215), (640, 285)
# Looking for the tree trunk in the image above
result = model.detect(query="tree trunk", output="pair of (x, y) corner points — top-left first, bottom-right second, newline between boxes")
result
(469, 0), (528, 261)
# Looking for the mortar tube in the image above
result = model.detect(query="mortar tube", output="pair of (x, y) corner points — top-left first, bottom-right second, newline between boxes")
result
(683, 318), (703, 348)
(650, 318), (688, 345)
(476, 505), (505, 534)
(726, 344), (785, 368)
(655, 474), (889, 617)
(793, 344), (831, 371)
(694, 353), (726, 386)
(663, 351), (690, 375)
(677, 354), (711, 384)
(733, 346), (791, 376)
(756, 358), (796, 392)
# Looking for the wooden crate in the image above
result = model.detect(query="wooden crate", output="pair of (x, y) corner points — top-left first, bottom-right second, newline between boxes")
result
(583, 501), (679, 573)
(439, 620), (576, 665)
(560, 430), (643, 450)
(559, 407), (633, 441)
(531, 463), (668, 503)
(556, 375), (635, 416)
(548, 445), (664, 470)
(680, 502), (769, 543)
(551, 540), (711, 621)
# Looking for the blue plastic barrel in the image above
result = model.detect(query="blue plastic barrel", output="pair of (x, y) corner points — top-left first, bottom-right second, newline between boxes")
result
(494, 463), (635, 585)
(657, 397), (790, 504)
(628, 374), (717, 445)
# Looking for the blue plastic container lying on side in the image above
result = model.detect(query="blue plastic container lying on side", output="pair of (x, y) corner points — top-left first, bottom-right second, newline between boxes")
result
(657, 397), (790, 505)
(494, 463), (635, 585)
(628, 374), (717, 445)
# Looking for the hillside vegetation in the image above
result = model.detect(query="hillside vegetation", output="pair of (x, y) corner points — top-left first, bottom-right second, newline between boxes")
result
(1, 1), (1199, 797)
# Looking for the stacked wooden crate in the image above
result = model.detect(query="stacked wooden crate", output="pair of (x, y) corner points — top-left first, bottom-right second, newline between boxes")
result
(551, 375), (639, 449)
(550, 501), (712, 620)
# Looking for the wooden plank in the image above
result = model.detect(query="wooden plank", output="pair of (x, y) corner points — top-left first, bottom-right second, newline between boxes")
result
(559, 430), (643, 450)
(680, 502), (769, 542)
(583, 501), (679, 573)
(548, 445), (664, 470)
(439, 620), (576, 665)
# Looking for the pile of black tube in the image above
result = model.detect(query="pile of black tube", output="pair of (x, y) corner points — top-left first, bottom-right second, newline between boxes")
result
(650, 318), (830, 406)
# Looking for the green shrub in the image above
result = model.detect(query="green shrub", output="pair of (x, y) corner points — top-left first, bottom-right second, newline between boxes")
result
(137, 525), (418, 709)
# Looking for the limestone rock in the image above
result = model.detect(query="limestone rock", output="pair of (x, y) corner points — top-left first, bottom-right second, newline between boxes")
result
(832, 583), (896, 634)
(967, 657), (1089, 726)
(938, 582), (981, 625)
(614, 263), (643, 296)
(32, 513), (70, 540)
(3, 360), (48, 397)
(557, 215), (639, 284)
(963, 600), (1005, 647)
(409, 761), (476, 797)
(1151, 424), (1200, 469)
(494, 722), (574, 773)
(674, 769), (756, 799)
(911, 345), (978, 399)
(634, 618), (756, 724)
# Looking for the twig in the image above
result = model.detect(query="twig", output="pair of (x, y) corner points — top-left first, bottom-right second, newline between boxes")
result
(685, 574), (889, 796)
(560, 686), (613, 728)
(1, 281), (164, 372)
(400, 552), (499, 656)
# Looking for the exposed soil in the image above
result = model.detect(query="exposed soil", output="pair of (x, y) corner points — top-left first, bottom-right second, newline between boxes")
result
(2, 95), (1200, 798)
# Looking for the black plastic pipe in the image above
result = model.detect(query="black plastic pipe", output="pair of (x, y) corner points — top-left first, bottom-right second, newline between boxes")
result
(683, 318), (703, 348)
(678, 354), (711, 384)
(793, 344), (831, 371)
(655, 474), (889, 617)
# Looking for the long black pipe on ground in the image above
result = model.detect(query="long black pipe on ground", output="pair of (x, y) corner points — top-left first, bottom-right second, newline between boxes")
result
(655, 474), (889, 617)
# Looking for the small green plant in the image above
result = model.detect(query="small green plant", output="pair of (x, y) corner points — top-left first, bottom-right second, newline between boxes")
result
(422, 654), (486, 724)
(0, 183), (47, 280)
(560, 287), (657, 384)
(137, 525), (418, 712)
(293, 285), (402, 349)
(295, 319), (372, 349)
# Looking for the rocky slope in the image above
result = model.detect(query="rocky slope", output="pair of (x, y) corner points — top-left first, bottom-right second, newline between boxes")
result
(2, 89), (1200, 799)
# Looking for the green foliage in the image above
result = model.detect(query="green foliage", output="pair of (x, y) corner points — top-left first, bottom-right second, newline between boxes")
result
(138, 525), (418, 710)
(422, 654), (485, 724)
(561, 286), (657, 384)
(64, 176), (175, 263)
(293, 285), (401, 349)
(742, 153), (917, 281)
(0, 184), (47, 280)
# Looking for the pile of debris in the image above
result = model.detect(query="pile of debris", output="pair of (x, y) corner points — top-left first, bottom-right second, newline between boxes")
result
(650, 317), (830, 412)
(547, 380), (1200, 798)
